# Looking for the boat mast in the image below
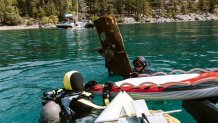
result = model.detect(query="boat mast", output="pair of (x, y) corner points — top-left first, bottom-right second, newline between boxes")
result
(76, 0), (79, 21)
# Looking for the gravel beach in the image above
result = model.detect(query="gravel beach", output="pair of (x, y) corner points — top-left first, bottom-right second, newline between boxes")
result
(0, 25), (40, 31)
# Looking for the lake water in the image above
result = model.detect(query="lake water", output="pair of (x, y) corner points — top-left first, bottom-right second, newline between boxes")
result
(0, 21), (218, 123)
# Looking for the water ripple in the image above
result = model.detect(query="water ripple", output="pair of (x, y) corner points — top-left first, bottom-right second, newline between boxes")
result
(0, 21), (218, 123)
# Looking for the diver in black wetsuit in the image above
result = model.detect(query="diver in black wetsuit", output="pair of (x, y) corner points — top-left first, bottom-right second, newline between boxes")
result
(40, 71), (105, 123)
(131, 56), (154, 77)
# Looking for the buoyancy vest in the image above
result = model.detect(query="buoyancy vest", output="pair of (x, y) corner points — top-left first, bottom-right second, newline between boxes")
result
(60, 91), (105, 120)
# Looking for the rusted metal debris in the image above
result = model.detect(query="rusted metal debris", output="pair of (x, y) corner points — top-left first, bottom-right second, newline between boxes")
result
(94, 15), (132, 78)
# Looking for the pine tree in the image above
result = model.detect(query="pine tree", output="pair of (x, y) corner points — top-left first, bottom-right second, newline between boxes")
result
(0, 0), (22, 25)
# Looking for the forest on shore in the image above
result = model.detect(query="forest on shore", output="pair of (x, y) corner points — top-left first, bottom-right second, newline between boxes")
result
(0, 0), (218, 26)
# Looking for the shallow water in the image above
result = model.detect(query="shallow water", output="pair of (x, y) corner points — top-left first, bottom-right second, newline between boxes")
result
(0, 21), (218, 123)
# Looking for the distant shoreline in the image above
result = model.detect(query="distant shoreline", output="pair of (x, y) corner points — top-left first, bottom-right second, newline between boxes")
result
(1, 18), (218, 31)
(119, 19), (218, 25)
(123, 13), (218, 24)
(0, 25), (41, 31)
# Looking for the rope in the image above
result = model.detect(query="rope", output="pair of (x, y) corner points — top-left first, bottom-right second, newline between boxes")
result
(169, 70), (187, 74)
(136, 82), (159, 88)
(151, 72), (168, 76)
(120, 83), (135, 87)
(211, 68), (218, 72)
(134, 68), (217, 77)
(116, 68), (218, 89)
(187, 68), (208, 73)
(93, 68), (218, 91)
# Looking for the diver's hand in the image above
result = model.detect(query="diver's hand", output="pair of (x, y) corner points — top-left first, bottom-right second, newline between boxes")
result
(85, 80), (98, 91)
(130, 72), (139, 78)
(43, 89), (63, 97)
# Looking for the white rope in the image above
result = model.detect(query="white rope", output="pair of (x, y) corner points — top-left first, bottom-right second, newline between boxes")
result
(211, 68), (218, 72)
(169, 70), (187, 74)
(187, 68), (208, 73)
(118, 68), (218, 88)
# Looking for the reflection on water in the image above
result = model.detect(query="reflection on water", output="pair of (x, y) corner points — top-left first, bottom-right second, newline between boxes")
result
(0, 21), (218, 122)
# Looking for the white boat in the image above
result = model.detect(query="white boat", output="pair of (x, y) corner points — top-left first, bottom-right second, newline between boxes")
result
(56, 18), (86, 29)
(56, 0), (93, 29)
(56, 23), (75, 29)
(74, 21), (85, 29)
(95, 91), (181, 123)
(56, 14), (75, 29)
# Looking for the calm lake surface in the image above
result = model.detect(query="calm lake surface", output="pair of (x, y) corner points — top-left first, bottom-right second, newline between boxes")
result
(0, 21), (218, 123)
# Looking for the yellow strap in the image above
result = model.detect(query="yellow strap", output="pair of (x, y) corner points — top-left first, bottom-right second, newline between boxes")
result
(82, 91), (92, 96)
(104, 99), (110, 106)
(78, 99), (106, 110)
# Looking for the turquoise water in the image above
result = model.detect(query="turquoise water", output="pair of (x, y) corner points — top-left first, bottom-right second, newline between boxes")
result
(0, 21), (218, 123)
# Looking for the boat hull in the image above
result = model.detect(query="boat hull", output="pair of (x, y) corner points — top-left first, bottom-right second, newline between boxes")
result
(56, 23), (74, 29)
(99, 86), (218, 100)
(182, 97), (218, 122)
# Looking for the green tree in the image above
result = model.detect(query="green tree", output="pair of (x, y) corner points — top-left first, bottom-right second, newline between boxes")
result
(143, 0), (152, 17)
(188, 1), (197, 13)
(158, 0), (164, 16)
(209, 0), (216, 13)
(16, 0), (27, 16)
(199, 0), (208, 12)
(114, 0), (124, 17)
(44, 1), (57, 16)
(0, 0), (22, 25)
(97, 1), (106, 16)
(123, 0), (135, 17)
(38, 7), (45, 18)
(179, 0), (187, 14)
(170, 0), (178, 18)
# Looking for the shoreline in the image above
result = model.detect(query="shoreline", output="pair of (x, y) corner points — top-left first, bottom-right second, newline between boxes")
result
(0, 25), (41, 31)
(1, 19), (218, 31)
(119, 19), (218, 25)
(123, 13), (218, 24)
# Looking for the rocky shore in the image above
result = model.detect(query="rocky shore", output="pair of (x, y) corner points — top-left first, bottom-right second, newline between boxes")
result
(0, 24), (56, 31)
(124, 13), (218, 23)
(1, 13), (218, 31)
(0, 25), (40, 31)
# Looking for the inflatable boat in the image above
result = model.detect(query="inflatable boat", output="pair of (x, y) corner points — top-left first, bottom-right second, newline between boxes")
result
(90, 68), (218, 100)
(40, 70), (181, 123)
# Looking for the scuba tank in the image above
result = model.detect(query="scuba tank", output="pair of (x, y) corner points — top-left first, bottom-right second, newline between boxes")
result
(40, 101), (61, 123)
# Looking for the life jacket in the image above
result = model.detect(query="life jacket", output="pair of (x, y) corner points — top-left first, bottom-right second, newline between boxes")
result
(60, 91), (105, 121)
(61, 91), (92, 119)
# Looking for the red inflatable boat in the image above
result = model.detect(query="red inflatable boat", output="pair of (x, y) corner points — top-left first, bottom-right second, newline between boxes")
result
(92, 68), (218, 100)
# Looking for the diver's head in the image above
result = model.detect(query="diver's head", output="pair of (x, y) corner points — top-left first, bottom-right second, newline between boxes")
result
(63, 71), (85, 92)
(133, 56), (148, 72)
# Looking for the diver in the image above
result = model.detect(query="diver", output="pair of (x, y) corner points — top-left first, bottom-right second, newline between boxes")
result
(130, 56), (154, 77)
(40, 71), (105, 123)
